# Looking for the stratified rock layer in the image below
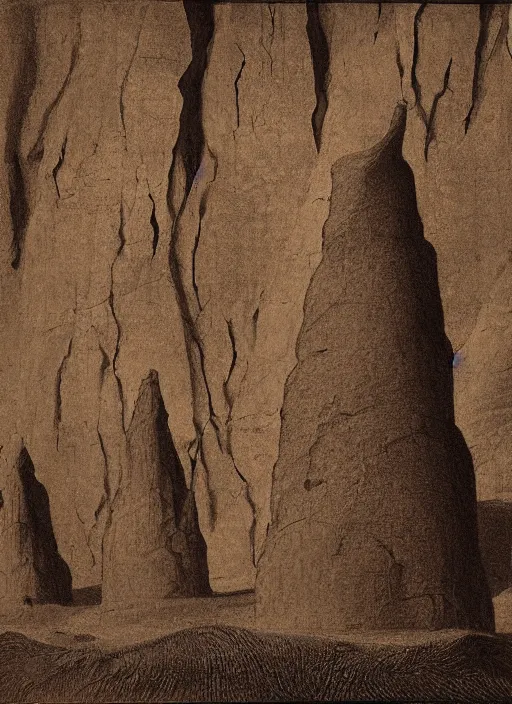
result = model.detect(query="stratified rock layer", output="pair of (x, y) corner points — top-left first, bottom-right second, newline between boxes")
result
(256, 106), (494, 633)
(102, 371), (210, 605)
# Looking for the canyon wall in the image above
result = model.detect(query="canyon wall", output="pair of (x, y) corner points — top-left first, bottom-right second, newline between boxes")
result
(0, 1), (510, 606)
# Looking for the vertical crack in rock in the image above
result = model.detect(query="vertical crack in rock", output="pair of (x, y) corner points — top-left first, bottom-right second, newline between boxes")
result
(411, 3), (428, 126)
(167, 4), (221, 528)
(2, 446), (73, 606)
(464, 5), (496, 134)
(508, 4), (512, 58)
(97, 341), (111, 504)
(28, 10), (82, 164)
(52, 136), (67, 199)
(223, 318), (237, 411)
(267, 3), (276, 75)
(119, 6), (147, 139)
(374, 3), (382, 44)
(54, 337), (73, 450)
(424, 58), (452, 160)
(191, 196), (205, 312)
(256, 104), (494, 634)
(6, 6), (38, 269)
(102, 371), (210, 605)
(148, 192), (159, 258)
(306, 2), (330, 152)
(395, 42), (406, 102)
(172, 1), (215, 197)
(108, 202), (126, 427)
(234, 44), (246, 131)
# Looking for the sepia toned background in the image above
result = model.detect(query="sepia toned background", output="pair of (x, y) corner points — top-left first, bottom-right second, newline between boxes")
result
(0, 0), (511, 617)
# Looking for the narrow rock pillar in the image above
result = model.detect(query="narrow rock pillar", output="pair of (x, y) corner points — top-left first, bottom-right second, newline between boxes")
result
(102, 370), (210, 605)
(0, 438), (72, 611)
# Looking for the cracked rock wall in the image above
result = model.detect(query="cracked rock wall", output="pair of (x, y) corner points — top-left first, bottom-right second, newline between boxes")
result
(0, 2), (510, 602)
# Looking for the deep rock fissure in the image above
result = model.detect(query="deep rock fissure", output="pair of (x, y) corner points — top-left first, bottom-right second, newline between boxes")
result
(411, 3), (428, 127)
(54, 337), (73, 450)
(148, 192), (159, 258)
(424, 58), (453, 160)
(234, 44), (246, 130)
(6, 6), (37, 270)
(464, 4), (495, 134)
(306, 1), (330, 152)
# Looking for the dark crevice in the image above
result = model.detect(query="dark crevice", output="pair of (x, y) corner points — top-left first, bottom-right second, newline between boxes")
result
(464, 5), (495, 134)
(267, 3), (276, 75)
(252, 306), (260, 341)
(6, 6), (38, 270)
(18, 446), (73, 605)
(108, 202), (126, 425)
(148, 193), (159, 258)
(117, 201), (126, 255)
(173, 1), (215, 197)
(411, 3), (428, 127)
(151, 370), (190, 524)
(306, 2), (330, 152)
(234, 45), (246, 130)
(233, 461), (257, 566)
(28, 10), (82, 164)
(55, 337), (73, 450)
(424, 58), (453, 160)
(191, 195), (206, 311)
(224, 318), (237, 409)
(374, 3), (382, 43)
(52, 136), (67, 199)
(395, 42), (405, 101)
(96, 341), (111, 532)
(167, 5), (222, 527)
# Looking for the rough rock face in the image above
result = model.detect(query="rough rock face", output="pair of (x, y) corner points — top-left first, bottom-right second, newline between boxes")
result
(0, 2), (510, 602)
(0, 436), (72, 612)
(102, 370), (210, 605)
(256, 107), (494, 633)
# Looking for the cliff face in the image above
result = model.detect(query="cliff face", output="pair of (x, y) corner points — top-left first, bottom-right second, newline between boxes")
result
(0, 1), (510, 604)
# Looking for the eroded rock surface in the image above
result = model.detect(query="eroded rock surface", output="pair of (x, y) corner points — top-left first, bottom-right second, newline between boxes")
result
(102, 370), (210, 605)
(256, 106), (494, 633)
(0, 2), (510, 600)
(0, 437), (72, 612)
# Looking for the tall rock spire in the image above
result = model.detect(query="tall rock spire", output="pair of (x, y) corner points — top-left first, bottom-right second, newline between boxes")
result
(256, 105), (494, 633)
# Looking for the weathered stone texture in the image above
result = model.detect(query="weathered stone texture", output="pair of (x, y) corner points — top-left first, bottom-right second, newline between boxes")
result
(256, 107), (494, 633)
(0, 3), (509, 603)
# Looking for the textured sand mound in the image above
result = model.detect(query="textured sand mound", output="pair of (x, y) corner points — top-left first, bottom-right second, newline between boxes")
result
(0, 626), (511, 702)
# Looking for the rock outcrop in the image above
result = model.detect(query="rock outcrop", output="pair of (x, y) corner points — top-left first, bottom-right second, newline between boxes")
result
(102, 370), (210, 605)
(256, 106), (494, 633)
(0, 2), (510, 604)
(0, 436), (72, 612)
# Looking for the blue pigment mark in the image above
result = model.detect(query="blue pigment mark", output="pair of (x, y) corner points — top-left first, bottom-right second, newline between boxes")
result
(453, 350), (463, 369)
(194, 162), (204, 184)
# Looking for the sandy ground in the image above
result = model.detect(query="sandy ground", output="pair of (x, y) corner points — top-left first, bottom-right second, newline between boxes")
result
(0, 588), (510, 652)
